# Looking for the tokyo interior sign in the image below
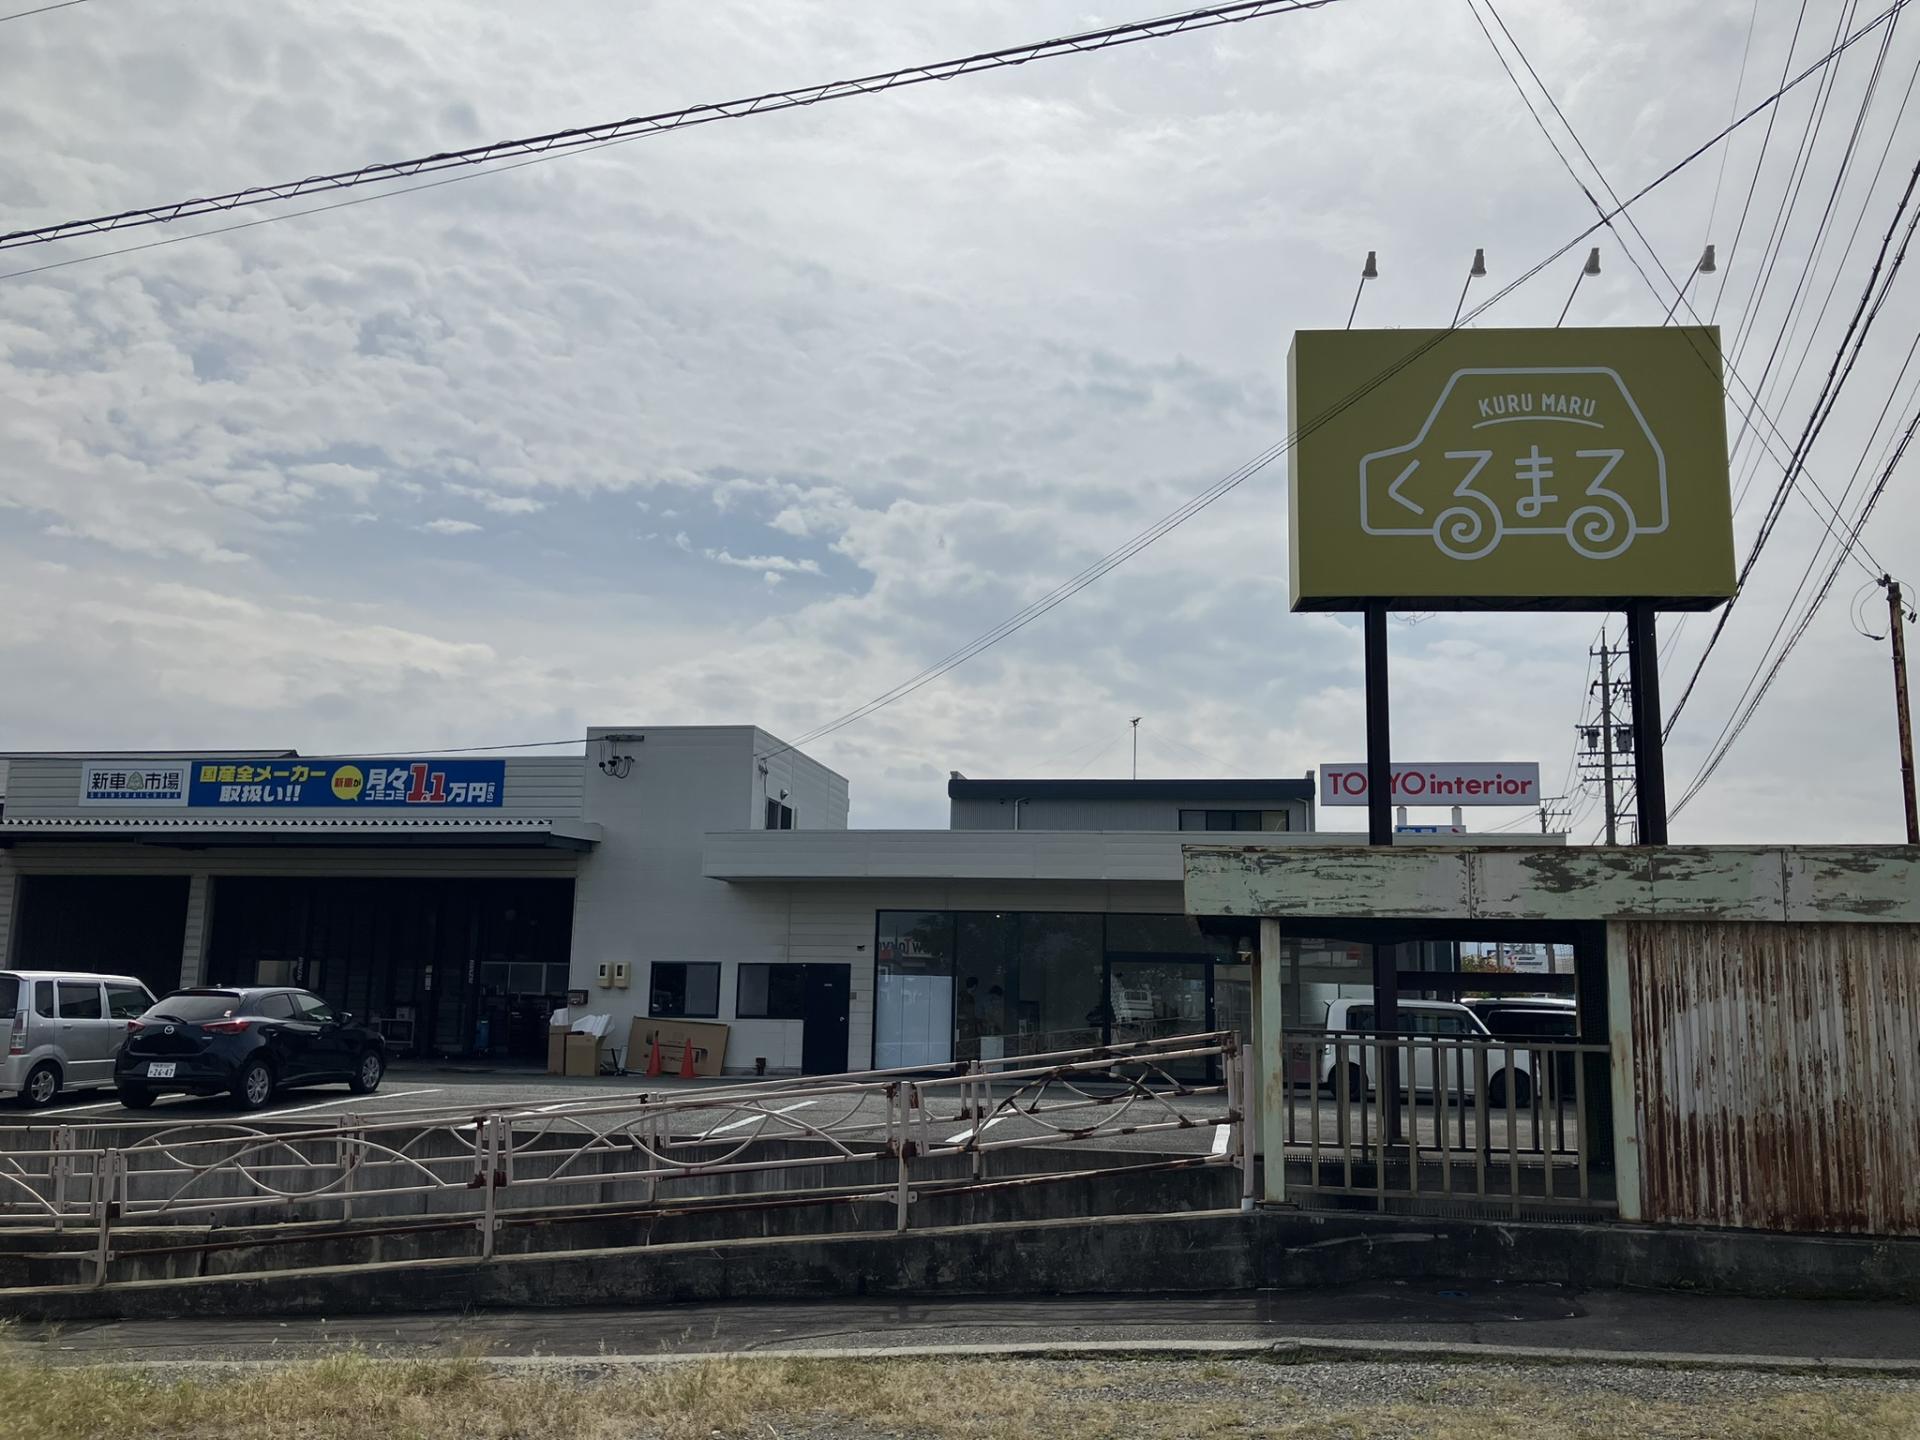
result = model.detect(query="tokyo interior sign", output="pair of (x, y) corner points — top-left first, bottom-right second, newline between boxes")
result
(1288, 327), (1735, 611)
(1319, 762), (1541, 807)
(186, 758), (506, 808)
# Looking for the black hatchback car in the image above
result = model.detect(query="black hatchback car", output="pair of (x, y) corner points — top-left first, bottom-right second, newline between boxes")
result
(115, 988), (386, 1110)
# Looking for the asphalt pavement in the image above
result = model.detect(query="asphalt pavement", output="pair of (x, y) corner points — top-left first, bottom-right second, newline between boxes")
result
(14, 1287), (1920, 1366)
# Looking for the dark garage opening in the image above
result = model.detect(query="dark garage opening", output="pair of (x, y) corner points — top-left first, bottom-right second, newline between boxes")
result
(12, 874), (191, 996)
(205, 876), (575, 1063)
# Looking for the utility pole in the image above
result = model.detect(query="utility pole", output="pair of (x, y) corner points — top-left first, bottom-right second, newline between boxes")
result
(1130, 716), (1142, 781)
(1886, 576), (1919, 845)
(1598, 640), (1618, 845)
(1580, 634), (1634, 845)
(1537, 796), (1571, 835)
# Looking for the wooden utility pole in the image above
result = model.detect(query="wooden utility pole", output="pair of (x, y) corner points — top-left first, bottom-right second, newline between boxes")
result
(1887, 576), (1919, 845)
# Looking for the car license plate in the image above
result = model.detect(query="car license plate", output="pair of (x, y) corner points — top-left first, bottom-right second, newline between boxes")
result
(146, 1062), (177, 1079)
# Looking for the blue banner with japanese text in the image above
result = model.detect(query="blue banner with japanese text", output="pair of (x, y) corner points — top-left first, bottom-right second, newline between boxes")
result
(186, 758), (507, 808)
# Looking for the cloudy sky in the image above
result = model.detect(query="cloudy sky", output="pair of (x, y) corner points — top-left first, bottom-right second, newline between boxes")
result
(2, 0), (1916, 838)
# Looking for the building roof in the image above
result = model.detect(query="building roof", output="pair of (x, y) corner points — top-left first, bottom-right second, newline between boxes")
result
(704, 828), (1559, 883)
(946, 776), (1315, 803)
(0, 816), (602, 851)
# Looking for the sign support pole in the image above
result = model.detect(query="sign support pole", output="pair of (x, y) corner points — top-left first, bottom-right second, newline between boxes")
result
(1625, 601), (1668, 845)
(1362, 600), (1402, 1142)
(1365, 602), (1392, 847)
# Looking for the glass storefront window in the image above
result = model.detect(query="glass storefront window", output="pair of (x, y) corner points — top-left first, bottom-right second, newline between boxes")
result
(875, 911), (956, 1067)
(954, 913), (1015, 1062)
(876, 909), (1242, 1070)
(1011, 913), (1103, 1056)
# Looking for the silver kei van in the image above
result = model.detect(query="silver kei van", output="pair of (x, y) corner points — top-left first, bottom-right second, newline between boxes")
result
(3, 970), (158, 1108)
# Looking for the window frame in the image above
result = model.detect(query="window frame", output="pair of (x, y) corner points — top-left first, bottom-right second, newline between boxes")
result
(57, 980), (105, 1020)
(105, 983), (152, 1020)
(736, 963), (808, 1020)
(648, 961), (722, 1019)
(293, 992), (336, 1023)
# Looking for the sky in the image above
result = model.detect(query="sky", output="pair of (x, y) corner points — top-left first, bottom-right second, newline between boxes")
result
(1, 0), (1917, 839)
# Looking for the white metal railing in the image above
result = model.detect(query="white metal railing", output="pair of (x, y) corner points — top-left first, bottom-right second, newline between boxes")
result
(1279, 1028), (1614, 1214)
(0, 1032), (1250, 1288)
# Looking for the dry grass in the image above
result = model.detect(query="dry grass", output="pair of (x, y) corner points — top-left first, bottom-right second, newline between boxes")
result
(0, 1349), (1915, 1440)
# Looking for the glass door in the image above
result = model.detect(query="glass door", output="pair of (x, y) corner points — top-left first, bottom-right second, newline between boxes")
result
(1105, 958), (1210, 1078)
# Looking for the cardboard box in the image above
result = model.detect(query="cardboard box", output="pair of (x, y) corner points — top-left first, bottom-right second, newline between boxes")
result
(628, 1017), (729, 1077)
(547, 1026), (569, 1076)
(564, 1032), (604, 1078)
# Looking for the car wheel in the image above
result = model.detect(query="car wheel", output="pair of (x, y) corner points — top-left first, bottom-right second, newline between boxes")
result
(233, 1058), (276, 1111)
(22, 1061), (61, 1108)
(117, 1086), (156, 1110)
(1326, 1061), (1368, 1100)
(349, 1050), (384, 1095)
(1488, 1070), (1532, 1108)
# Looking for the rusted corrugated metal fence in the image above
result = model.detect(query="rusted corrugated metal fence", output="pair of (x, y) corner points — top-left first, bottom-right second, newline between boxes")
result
(1625, 920), (1920, 1235)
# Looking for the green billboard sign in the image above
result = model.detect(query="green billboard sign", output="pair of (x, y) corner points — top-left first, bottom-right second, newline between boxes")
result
(1288, 327), (1737, 611)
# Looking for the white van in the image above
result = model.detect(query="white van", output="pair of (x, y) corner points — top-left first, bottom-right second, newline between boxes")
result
(3, 970), (158, 1108)
(1315, 996), (1536, 1108)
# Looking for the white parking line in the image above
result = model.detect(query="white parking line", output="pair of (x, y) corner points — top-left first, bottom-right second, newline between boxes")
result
(33, 1094), (194, 1117)
(944, 1115), (1007, 1145)
(1210, 1123), (1232, 1156)
(695, 1100), (816, 1139)
(269, 1087), (440, 1117)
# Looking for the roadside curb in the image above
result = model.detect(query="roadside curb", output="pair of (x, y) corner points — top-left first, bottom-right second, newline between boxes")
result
(29, 1337), (1920, 1380)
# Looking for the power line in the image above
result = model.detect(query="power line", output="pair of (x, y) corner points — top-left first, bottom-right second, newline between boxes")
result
(1665, 155), (1920, 742)
(1674, 398), (1920, 815)
(339, 5), (1909, 765)
(1713, 2), (1812, 322)
(0, 0), (93, 21)
(0, 0), (1345, 257)
(1468, 0), (1891, 578)
(745, 2), (1919, 768)
(1698, 0), (1764, 261)
(1720, 1), (1879, 474)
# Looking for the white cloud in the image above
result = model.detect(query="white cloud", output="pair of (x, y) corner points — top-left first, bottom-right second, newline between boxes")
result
(0, 0), (1914, 842)
(704, 547), (823, 576)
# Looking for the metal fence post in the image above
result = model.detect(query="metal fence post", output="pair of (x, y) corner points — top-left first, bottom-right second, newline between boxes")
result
(52, 1125), (75, 1235)
(480, 1115), (502, 1260)
(91, 1149), (122, 1288)
(894, 1084), (912, 1232)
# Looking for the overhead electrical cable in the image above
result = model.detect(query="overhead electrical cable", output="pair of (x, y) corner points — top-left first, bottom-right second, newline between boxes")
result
(1720, 1), (1881, 474)
(1673, 396), (1920, 815)
(1713, 2), (1813, 321)
(1469, 0), (1890, 578)
(325, 3), (1910, 764)
(1663, 155), (1920, 742)
(0, 0), (1344, 257)
(1698, 0), (1765, 258)
(1726, 39), (1918, 515)
(0, 0), (93, 20)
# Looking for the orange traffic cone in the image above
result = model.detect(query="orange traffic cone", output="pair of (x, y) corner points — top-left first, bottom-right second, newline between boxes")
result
(679, 1040), (698, 1079)
(644, 1039), (663, 1077)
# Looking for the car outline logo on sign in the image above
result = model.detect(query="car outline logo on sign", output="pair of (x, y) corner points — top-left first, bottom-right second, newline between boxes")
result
(1358, 365), (1667, 563)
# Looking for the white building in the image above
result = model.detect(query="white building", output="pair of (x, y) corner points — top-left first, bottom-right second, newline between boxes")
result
(0, 727), (1539, 1074)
